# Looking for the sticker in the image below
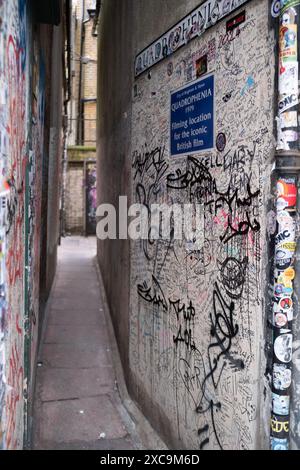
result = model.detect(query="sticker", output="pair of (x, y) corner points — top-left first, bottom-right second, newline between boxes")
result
(273, 299), (293, 322)
(280, 297), (293, 311)
(280, 24), (297, 63)
(216, 132), (226, 152)
(274, 283), (293, 297)
(279, 63), (298, 94)
(275, 255), (292, 270)
(283, 130), (298, 142)
(276, 198), (289, 211)
(226, 10), (246, 32)
(271, 437), (289, 450)
(282, 10), (297, 27)
(272, 393), (290, 416)
(167, 62), (173, 77)
(271, 414), (289, 438)
(273, 364), (292, 390)
(281, 1), (300, 14)
(196, 55), (208, 78)
(271, 0), (281, 18)
(277, 125), (291, 151)
(277, 178), (297, 208)
(283, 266), (295, 281)
(279, 297), (293, 312)
(280, 110), (298, 128)
(276, 270), (295, 290)
(279, 93), (298, 112)
(279, 242), (296, 252)
(274, 333), (293, 363)
(275, 284), (284, 296)
(277, 211), (295, 231)
(275, 243), (295, 269)
(276, 243), (297, 259)
(274, 312), (288, 327)
(275, 229), (295, 246)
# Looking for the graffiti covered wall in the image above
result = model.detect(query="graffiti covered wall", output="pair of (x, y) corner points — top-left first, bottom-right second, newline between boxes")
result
(0, 0), (30, 449)
(129, 0), (276, 449)
(0, 0), (57, 449)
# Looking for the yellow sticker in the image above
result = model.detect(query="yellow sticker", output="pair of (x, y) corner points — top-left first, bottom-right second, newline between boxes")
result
(280, 242), (297, 251)
(284, 267), (295, 281)
(280, 24), (297, 63)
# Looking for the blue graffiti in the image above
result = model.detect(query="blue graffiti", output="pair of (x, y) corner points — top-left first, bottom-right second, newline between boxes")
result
(18, 0), (27, 72)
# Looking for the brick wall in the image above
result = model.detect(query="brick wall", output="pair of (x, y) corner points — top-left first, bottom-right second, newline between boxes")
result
(68, 2), (97, 145)
(65, 163), (84, 233)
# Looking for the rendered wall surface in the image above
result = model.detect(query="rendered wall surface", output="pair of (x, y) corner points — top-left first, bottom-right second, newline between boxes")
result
(97, 0), (277, 450)
(97, 0), (134, 377)
(45, 23), (64, 297)
(130, 0), (275, 450)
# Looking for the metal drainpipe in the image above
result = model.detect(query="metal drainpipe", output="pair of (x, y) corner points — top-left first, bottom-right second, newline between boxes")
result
(271, 0), (300, 451)
(77, 0), (85, 145)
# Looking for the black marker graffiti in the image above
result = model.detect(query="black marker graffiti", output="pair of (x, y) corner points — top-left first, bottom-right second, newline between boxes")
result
(133, 145), (169, 260)
(167, 155), (260, 244)
(132, 145), (169, 183)
(220, 212), (260, 244)
(219, 257), (248, 299)
(137, 275), (168, 312)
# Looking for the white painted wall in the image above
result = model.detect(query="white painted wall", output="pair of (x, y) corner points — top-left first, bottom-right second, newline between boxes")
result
(129, 0), (275, 450)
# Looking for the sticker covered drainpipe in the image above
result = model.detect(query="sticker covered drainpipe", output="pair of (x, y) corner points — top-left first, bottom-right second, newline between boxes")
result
(271, 0), (300, 451)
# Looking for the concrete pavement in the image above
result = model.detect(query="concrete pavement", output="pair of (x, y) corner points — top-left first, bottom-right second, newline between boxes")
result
(32, 236), (138, 450)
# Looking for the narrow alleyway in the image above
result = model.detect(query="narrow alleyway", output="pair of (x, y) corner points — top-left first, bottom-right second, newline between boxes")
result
(32, 237), (137, 450)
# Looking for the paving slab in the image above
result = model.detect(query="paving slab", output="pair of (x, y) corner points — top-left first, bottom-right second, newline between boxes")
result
(38, 396), (128, 444)
(50, 296), (101, 310)
(36, 438), (135, 450)
(41, 343), (112, 369)
(44, 324), (108, 345)
(47, 308), (105, 326)
(32, 236), (136, 450)
(54, 279), (101, 290)
(38, 366), (115, 401)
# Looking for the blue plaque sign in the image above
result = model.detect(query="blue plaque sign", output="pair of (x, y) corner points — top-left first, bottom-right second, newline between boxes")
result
(170, 74), (214, 156)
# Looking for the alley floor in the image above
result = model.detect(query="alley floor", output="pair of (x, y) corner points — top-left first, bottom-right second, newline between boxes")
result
(32, 237), (137, 450)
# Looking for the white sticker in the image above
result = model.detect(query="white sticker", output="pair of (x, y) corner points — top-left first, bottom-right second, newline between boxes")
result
(274, 333), (293, 363)
(273, 297), (294, 322)
(274, 312), (288, 327)
(283, 130), (298, 142)
(279, 93), (299, 113)
(271, 0), (281, 18)
(275, 227), (296, 245)
(273, 364), (292, 390)
(277, 211), (295, 231)
(280, 111), (298, 128)
(279, 63), (298, 95)
(272, 393), (290, 416)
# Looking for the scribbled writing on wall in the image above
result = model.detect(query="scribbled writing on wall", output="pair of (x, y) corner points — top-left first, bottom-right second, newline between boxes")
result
(129, 0), (275, 451)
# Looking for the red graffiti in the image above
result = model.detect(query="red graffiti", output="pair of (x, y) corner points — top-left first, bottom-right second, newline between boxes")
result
(6, 212), (23, 286)
(6, 341), (24, 450)
(3, 31), (27, 450)
(4, 33), (27, 292)
(6, 35), (26, 190)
